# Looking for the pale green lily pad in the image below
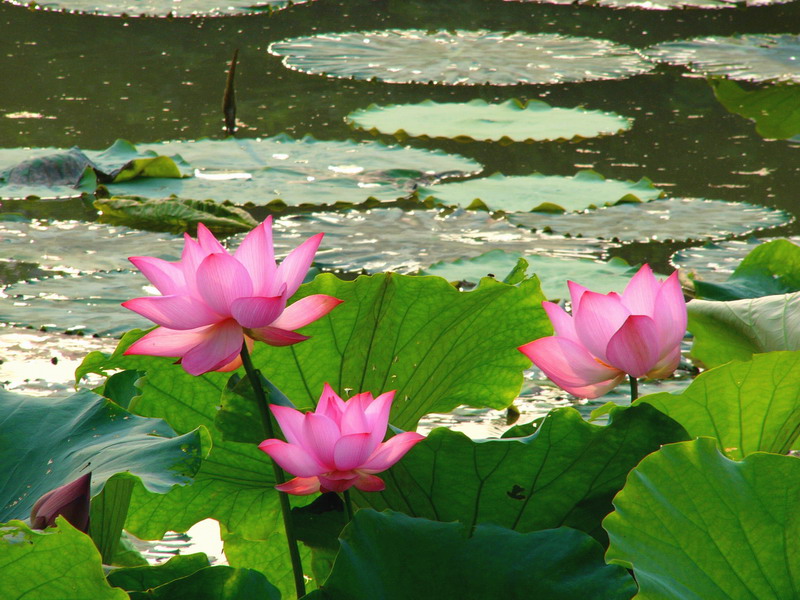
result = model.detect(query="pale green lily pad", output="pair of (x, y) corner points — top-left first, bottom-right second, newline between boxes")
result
(346, 99), (633, 143)
(418, 171), (662, 212)
(505, 0), (792, 9)
(0, 220), (185, 274)
(104, 136), (481, 207)
(646, 34), (800, 83)
(711, 79), (800, 140)
(423, 251), (646, 299)
(509, 197), (793, 242)
(671, 237), (800, 282)
(0, 271), (153, 335)
(269, 30), (654, 86)
(2, 0), (310, 17)
(604, 439), (800, 600)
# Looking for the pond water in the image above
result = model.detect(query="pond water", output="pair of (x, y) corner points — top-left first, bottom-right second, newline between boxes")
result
(1, 1), (798, 421)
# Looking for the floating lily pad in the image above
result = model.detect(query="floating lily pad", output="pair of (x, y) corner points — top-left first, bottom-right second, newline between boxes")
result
(2, 0), (311, 17)
(671, 236), (800, 282)
(269, 30), (654, 86)
(104, 136), (481, 207)
(0, 220), (185, 274)
(646, 34), (800, 83)
(0, 271), (153, 335)
(711, 79), (800, 140)
(422, 251), (648, 299)
(418, 171), (662, 212)
(0, 140), (182, 201)
(505, 0), (793, 9)
(509, 197), (793, 241)
(347, 99), (633, 143)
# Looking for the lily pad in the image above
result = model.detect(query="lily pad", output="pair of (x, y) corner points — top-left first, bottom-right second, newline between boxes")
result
(509, 197), (793, 242)
(422, 251), (646, 299)
(646, 34), (800, 83)
(0, 220), (184, 274)
(104, 136), (481, 207)
(505, 0), (793, 9)
(0, 388), (205, 523)
(604, 438), (800, 600)
(418, 171), (663, 212)
(346, 99), (633, 143)
(2, 0), (311, 17)
(671, 236), (800, 282)
(0, 140), (182, 201)
(269, 30), (654, 86)
(711, 79), (800, 140)
(687, 292), (800, 368)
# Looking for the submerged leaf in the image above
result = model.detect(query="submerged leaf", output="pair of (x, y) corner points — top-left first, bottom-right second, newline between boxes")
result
(269, 30), (653, 86)
(347, 99), (632, 142)
(646, 34), (800, 83)
(419, 171), (662, 212)
(604, 438), (800, 599)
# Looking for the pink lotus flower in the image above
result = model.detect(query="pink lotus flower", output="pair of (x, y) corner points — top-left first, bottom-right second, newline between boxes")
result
(518, 264), (687, 399)
(31, 473), (91, 532)
(122, 218), (341, 375)
(259, 384), (425, 495)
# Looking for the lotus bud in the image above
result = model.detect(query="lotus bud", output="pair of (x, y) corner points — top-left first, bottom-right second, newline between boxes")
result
(30, 472), (91, 533)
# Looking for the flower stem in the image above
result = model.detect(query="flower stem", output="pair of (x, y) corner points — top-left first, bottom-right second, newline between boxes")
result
(240, 342), (306, 599)
(342, 489), (354, 522)
(629, 374), (639, 403)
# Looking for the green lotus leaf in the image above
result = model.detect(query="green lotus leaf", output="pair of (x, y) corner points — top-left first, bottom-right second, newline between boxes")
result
(269, 30), (653, 86)
(505, 0), (791, 9)
(0, 517), (127, 600)
(359, 405), (687, 543)
(107, 553), (280, 600)
(0, 388), (206, 523)
(691, 238), (800, 300)
(510, 197), (792, 242)
(0, 139), (182, 201)
(418, 171), (662, 212)
(2, 0), (310, 17)
(687, 292), (800, 368)
(347, 99), (632, 143)
(95, 196), (259, 234)
(638, 351), (800, 459)
(671, 237), (800, 283)
(104, 136), (481, 207)
(604, 438), (800, 599)
(646, 34), (800, 83)
(711, 79), (800, 139)
(423, 251), (648, 300)
(305, 510), (636, 600)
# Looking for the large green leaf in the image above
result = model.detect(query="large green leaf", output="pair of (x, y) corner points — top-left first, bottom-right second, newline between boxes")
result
(711, 79), (800, 140)
(270, 30), (653, 85)
(0, 388), (206, 523)
(422, 251), (647, 300)
(692, 238), (800, 300)
(107, 553), (280, 600)
(418, 171), (662, 213)
(249, 273), (549, 430)
(687, 292), (800, 368)
(638, 352), (800, 459)
(0, 517), (128, 600)
(646, 34), (800, 83)
(306, 510), (636, 600)
(360, 405), (688, 542)
(604, 438), (800, 599)
(347, 99), (632, 143)
(510, 197), (792, 243)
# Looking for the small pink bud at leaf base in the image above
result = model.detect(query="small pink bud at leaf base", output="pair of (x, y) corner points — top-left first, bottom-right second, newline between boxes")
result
(259, 385), (425, 495)
(30, 472), (92, 533)
(518, 265), (687, 399)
